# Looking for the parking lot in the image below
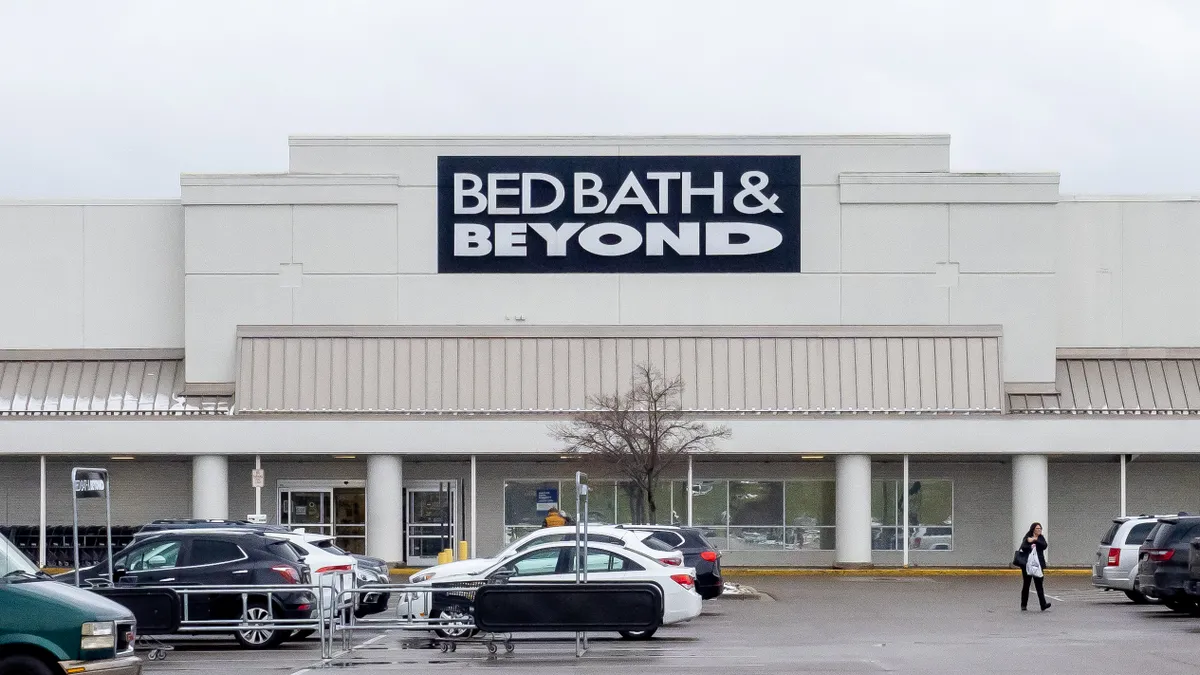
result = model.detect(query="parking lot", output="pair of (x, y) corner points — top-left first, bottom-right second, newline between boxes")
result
(134, 575), (1200, 674)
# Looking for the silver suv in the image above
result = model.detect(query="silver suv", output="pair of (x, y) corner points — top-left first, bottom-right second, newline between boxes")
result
(1092, 515), (1162, 603)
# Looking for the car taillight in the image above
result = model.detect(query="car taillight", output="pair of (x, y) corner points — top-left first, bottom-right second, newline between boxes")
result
(1148, 549), (1175, 562)
(1106, 548), (1120, 566)
(660, 557), (681, 566)
(670, 573), (695, 589)
(272, 565), (301, 583)
(700, 550), (718, 563)
(316, 564), (353, 574)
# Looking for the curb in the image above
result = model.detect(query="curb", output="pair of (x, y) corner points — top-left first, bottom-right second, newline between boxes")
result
(49, 566), (1091, 578)
(385, 566), (1091, 577)
(721, 567), (1093, 577)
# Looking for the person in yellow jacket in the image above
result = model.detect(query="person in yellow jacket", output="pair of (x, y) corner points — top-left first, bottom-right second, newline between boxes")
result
(541, 507), (573, 528)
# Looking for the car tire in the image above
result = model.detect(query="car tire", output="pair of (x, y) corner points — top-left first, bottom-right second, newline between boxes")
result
(234, 600), (289, 649)
(618, 628), (658, 640)
(0, 654), (55, 675)
(433, 605), (478, 640)
(1124, 590), (1151, 604)
(1164, 600), (1194, 613)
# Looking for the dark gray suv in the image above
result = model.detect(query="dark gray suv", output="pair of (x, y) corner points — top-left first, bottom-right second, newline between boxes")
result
(1136, 515), (1200, 614)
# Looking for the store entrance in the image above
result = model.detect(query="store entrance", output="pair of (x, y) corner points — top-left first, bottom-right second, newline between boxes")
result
(277, 480), (367, 554)
(404, 480), (459, 567)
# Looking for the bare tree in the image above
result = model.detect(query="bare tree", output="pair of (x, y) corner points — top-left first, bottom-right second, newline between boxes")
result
(550, 365), (731, 524)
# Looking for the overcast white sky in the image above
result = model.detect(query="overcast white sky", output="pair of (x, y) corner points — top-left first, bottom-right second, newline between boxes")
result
(2, 0), (1198, 197)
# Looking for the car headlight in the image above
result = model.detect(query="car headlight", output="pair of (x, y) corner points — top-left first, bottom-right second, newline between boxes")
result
(410, 572), (434, 583)
(81, 621), (115, 651)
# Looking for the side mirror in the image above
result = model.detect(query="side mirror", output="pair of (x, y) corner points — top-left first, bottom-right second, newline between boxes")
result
(489, 569), (515, 584)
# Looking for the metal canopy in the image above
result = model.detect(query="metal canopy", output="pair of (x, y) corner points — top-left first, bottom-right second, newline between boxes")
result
(1009, 357), (1200, 415)
(0, 358), (230, 416)
(234, 326), (1004, 415)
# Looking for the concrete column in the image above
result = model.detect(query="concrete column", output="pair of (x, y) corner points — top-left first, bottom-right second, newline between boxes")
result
(366, 455), (404, 563)
(835, 454), (872, 566)
(192, 455), (229, 520)
(1012, 454), (1049, 546)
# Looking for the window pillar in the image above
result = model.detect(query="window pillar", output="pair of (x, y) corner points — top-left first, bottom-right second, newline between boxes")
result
(1012, 454), (1049, 546)
(366, 455), (403, 563)
(835, 454), (872, 566)
(192, 455), (229, 520)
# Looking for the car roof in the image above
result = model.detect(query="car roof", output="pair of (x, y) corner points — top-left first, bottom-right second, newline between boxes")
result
(135, 527), (272, 539)
(1157, 514), (1200, 524)
(527, 525), (633, 537)
(514, 540), (629, 555)
(1113, 514), (1179, 524)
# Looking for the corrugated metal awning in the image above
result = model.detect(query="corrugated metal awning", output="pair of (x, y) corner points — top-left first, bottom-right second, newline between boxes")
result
(234, 326), (1004, 415)
(0, 357), (230, 416)
(1008, 354), (1200, 415)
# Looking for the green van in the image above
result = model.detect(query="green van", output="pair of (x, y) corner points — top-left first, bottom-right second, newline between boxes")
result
(0, 534), (141, 675)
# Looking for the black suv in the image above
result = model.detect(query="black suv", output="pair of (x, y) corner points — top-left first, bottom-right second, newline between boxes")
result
(1136, 514), (1200, 613)
(617, 525), (723, 599)
(136, 518), (392, 618)
(59, 530), (316, 648)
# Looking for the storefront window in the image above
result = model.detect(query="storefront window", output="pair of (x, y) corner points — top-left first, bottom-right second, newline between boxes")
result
(503, 481), (560, 543)
(664, 479), (836, 551)
(505, 477), (844, 552)
(728, 480), (786, 551)
(785, 480), (836, 550)
(872, 479), (953, 551)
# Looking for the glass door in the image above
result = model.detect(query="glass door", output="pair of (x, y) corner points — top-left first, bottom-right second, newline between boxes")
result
(405, 481), (458, 567)
(333, 487), (366, 555)
(279, 490), (332, 536)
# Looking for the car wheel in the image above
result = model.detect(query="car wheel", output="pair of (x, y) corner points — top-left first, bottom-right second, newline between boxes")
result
(0, 654), (55, 675)
(618, 627), (658, 640)
(1124, 589), (1151, 604)
(433, 606), (478, 639)
(234, 601), (288, 649)
(1164, 600), (1193, 613)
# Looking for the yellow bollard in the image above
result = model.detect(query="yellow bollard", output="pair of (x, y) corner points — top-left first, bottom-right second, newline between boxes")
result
(458, 540), (469, 560)
(437, 549), (451, 565)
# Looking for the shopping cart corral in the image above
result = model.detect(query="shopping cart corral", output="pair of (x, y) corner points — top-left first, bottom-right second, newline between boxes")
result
(323, 471), (676, 660)
(326, 580), (666, 659)
(85, 580), (341, 657)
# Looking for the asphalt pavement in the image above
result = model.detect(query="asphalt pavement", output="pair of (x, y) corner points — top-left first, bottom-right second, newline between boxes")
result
(140, 575), (1200, 674)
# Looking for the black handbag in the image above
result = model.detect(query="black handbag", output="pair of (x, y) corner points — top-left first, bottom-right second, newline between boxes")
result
(1012, 548), (1029, 568)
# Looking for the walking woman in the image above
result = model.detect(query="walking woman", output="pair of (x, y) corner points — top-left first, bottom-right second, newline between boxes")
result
(1018, 522), (1051, 611)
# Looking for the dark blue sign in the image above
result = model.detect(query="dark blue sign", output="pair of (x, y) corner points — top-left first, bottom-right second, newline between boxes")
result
(536, 487), (559, 513)
(437, 155), (801, 273)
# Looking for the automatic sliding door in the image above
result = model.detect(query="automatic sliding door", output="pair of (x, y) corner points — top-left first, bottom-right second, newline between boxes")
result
(333, 488), (366, 555)
(405, 482), (458, 566)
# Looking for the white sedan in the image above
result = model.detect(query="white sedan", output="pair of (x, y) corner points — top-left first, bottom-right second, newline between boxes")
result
(408, 540), (702, 640)
(401, 526), (684, 620)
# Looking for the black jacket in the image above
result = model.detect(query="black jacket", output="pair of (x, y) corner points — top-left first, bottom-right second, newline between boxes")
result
(1018, 535), (1048, 570)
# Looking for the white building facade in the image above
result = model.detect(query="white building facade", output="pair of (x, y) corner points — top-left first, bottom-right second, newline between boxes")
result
(2, 134), (1199, 568)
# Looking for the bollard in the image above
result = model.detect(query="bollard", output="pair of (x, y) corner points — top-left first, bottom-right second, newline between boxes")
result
(458, 540), (469, 560)
(437, 549), (452, 565)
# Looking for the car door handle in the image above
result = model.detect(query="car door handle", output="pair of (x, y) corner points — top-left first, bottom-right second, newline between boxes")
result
(233, 570), (249, 575)
(160, 578), (175, 583)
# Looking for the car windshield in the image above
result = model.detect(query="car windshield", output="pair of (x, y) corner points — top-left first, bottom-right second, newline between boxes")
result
(0, 535), (41, 579)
